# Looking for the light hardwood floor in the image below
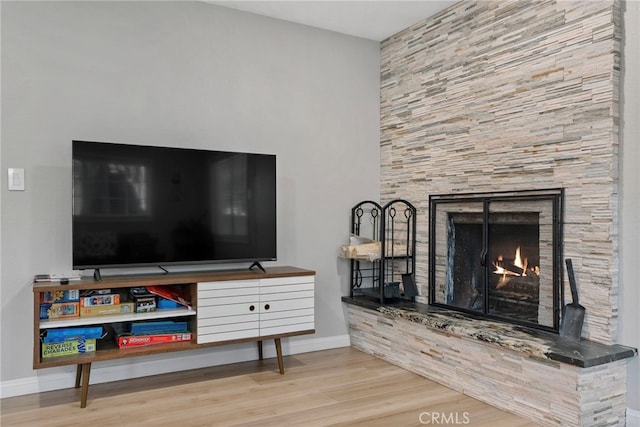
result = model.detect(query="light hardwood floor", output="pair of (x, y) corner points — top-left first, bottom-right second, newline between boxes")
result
(1, 347), (539, 426)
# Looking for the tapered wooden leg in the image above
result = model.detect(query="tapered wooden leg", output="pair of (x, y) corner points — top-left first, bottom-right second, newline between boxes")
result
(257, 340), (263, 360)
(75, 364), (83, 388)
(274, 338), (284, 374)
(80, 362), (91, 408)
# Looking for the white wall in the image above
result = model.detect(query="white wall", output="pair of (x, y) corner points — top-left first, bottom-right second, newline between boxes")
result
(621, 0), (640, 416)
(0, 1), (380, 393)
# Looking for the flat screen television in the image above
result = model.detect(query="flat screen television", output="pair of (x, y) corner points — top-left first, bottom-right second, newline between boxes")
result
(72, 140), (276, 271)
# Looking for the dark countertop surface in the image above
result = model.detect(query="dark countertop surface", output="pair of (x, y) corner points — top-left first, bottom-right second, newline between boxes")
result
(342, 296), (637, 368)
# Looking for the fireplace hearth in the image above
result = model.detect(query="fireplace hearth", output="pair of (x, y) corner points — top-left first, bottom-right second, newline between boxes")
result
(429, 189), (564, 331)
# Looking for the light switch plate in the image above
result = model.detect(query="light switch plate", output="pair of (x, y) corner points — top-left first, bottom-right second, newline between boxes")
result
(8, 168), (25, 191)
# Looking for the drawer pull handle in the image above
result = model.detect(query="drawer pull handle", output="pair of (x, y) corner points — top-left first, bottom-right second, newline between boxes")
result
(264, 304), (270, 310)
(249, 305), (255, 311)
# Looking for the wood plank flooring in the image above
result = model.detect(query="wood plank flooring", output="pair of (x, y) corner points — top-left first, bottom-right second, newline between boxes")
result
(1, 347), (539, 426)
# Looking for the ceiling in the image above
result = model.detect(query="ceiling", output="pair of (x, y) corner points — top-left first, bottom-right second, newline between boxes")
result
(207, 1), (457, 41)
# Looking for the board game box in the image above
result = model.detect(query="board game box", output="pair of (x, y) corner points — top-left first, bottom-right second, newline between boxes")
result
(117, 332), (192, 348)
(39, 302), (80, 320)
(41, 326), (104, 343)
(129, 287), (157, 313)
(40, 289), (80, 304)
(79, 293), (120, 307)
(79, 302), (135, 317)
(133, 296), (156, 313)
(127, 320), (189, 335)
(41, 339), (96, 358)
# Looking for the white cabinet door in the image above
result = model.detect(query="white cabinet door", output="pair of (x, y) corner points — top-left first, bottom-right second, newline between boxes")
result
(259, 276), (315, 336)
(196, 280), (260, 344)
(196, 275), (315, 343)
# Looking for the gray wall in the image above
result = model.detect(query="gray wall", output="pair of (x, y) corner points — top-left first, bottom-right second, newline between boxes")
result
(1, 1), (380, 387)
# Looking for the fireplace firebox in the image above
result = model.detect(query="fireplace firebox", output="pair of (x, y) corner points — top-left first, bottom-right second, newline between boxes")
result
(428, 189), (564, 331)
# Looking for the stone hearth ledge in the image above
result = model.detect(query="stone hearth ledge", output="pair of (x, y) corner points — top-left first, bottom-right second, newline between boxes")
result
(341, 296), (636, 368)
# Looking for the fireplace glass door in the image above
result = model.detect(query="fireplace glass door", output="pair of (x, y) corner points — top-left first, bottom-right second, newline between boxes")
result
(429, 189), (563, 331)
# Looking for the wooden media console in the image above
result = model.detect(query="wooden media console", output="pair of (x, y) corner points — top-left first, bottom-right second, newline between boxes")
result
(33, 266), (315, 408)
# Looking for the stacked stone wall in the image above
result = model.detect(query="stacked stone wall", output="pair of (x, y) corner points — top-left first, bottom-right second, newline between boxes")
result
(380, 0), (621, 344)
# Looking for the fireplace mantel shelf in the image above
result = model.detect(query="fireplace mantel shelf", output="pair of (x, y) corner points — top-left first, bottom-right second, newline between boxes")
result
(342, 296), (636, 368)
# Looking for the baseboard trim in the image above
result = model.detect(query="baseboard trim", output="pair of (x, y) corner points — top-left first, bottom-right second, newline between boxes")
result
(628, 408), (640, 427)
(0, 334), (351, 399)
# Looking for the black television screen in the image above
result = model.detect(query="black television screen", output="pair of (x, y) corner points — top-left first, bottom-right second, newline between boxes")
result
(72, 141), (276, 270)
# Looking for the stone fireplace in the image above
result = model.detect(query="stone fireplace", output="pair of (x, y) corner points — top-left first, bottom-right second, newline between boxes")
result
(379, 0), (622, 346)
(429, 189), (563, 331)
(342, 1), (638, 426)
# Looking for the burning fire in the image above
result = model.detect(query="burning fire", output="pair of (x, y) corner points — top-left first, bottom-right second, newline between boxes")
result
(492, 246), (539, 288)
(514, 247), (528, 276)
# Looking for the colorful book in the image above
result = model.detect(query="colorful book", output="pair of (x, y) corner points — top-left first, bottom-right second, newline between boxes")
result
(41, 339), (96, 358)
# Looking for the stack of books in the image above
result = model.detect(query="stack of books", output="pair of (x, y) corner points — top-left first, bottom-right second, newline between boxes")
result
(40, 326), (104, 358)
(112, 320), (191, 348)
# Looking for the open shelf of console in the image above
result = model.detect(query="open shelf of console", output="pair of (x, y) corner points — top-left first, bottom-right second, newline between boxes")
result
(40, 307), (196, 329)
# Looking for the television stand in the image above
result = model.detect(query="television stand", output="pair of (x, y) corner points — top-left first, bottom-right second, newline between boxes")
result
(33, 266), (315, 408)
(249, 261), (266, 273)
(92, 269), (102, 282)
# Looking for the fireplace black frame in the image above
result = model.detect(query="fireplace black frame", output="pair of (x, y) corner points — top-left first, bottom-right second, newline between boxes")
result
(428, 188), (564, 332)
